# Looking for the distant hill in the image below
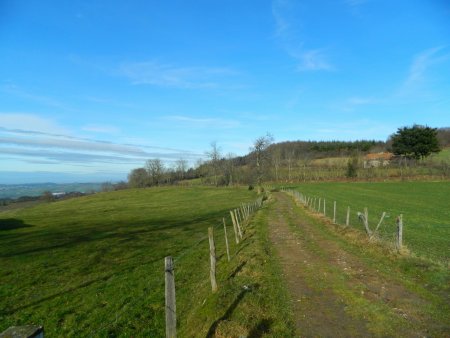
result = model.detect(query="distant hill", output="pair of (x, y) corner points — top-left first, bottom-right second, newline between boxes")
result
(0, 182), (103, 199)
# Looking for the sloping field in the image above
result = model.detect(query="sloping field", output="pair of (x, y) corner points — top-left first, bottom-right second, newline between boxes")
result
(1, 187), (294, 336)
(288, 181), (450, 264)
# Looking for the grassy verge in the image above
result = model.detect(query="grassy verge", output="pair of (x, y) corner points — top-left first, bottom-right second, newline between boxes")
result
(176, 195), (295, 337)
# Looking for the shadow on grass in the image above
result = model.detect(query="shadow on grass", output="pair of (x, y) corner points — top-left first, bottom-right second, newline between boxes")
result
(228, 261), (246, 280)
(206, 283), (260, 338)
(234, 241), (251, 256)
(248, 318), (273, 338)
(1, 210), (226, 258)
(2, 254), (165, 315)
(0, 218), (33, 231)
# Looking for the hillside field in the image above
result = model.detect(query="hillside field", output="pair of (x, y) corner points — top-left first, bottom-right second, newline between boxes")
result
(286, 181), (450, 264)
(0, 187), (293, 337)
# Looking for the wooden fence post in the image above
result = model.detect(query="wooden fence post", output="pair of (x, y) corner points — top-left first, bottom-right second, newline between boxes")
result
(223, 218), (230, 262)
(397, 214), (403, 250)
(234, 210), (243, 238)
(363, 207), (372, 237)
(323, 199), (326, 216)
(0, 326), (44, 338)
(165, 256), (176, 338)
(318, 198), (321, 213)
(346, 206), (350, 226)
(236, 208), (242, 224)
(230, 211), (240, 244)
(333, 201), (336, 224)
(208, 227), (218, 292)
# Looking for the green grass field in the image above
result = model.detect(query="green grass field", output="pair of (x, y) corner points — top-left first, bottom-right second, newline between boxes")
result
(428, 147), (450, 164)
(0, 186), (293, 337)
(287, 181), (450, 264)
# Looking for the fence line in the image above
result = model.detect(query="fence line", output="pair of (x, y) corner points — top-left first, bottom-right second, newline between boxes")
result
(164, 195), (265, 337)
(89, 195), (264, 337)
(281, 188), (404, 251)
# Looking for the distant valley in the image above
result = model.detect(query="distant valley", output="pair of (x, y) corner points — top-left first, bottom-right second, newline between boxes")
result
(0, 182), (103, 199)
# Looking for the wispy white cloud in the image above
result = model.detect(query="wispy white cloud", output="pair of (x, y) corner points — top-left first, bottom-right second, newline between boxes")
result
(0, 135), (147, 156)
(0, 114), (202, 168)
(0, 113), (70, 134)
(272, 0), (334, 72)
(336, 96), (377, 112)
(0, 147), (145, 165)
(296, 49), (333, 71)
(165, 115), (241, 128)
(403, 47), (448, 87)
(118, 61), (238, 89)
(272, 0), (291, 36)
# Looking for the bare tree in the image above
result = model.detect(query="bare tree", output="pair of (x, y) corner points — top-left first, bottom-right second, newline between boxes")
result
(146, 158), (165, 186)
(272, 147), (282, 182)
(175, 158), (188, 180)
(286, 150), (295, 181)
(251, 133), (274, 191)
(225, 152), (236, 186)
(128, 168), (149, 188)
(205, 141), (222, 186)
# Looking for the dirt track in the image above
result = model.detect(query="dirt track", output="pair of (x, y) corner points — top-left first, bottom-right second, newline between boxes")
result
(268, 192), (434, 337)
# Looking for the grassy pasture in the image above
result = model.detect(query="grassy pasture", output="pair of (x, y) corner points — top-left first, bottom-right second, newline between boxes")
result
(287, 181), (450, 264)
(0, 186), (293, 337)
(428, 147), (450, 164)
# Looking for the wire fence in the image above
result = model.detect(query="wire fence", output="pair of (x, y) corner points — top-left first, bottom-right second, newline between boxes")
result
(280, 188), (404, 252)
(84, 195), (266, 337)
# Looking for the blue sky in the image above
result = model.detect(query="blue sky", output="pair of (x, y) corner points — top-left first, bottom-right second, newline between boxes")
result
(1, 0), (449, 183)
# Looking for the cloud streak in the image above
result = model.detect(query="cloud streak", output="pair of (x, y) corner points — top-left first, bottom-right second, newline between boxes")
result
(296, 49), (334, 71)
(272, 0), (334, 72)
(404, 46), (448, 87)
(118, 61), (238, 89)
(0, 113), (70, 135)
(0, 114), (203, 170)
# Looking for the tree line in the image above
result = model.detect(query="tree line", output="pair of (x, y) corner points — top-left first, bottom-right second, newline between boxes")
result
(126, 125), (448, 188)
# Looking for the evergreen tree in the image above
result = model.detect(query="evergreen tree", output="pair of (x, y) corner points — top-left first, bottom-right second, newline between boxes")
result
(391, 125), (440, 159)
